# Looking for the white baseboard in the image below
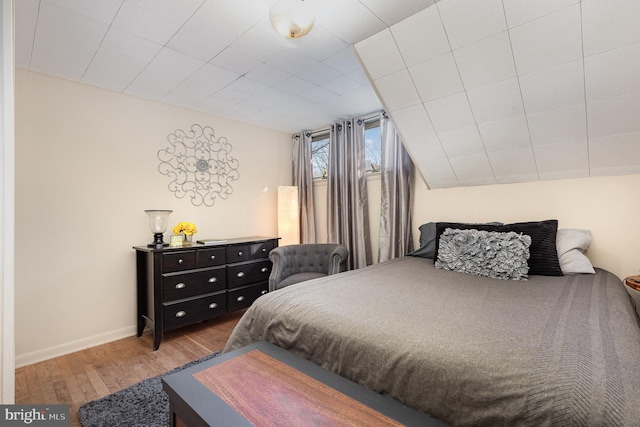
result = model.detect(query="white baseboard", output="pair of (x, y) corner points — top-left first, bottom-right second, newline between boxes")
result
(15, 325), (138, 368)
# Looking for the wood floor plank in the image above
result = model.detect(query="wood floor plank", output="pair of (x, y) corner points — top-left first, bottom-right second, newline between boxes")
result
(15, 312), (242, 424)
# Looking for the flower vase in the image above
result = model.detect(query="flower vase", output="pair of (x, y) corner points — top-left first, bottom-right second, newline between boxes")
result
(181, 232), (193, 246)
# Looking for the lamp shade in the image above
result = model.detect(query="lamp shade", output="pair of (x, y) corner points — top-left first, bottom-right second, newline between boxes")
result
(269, 0), (315, 39)
(145, 210), (172, 247)
(278, 186), (300, 246)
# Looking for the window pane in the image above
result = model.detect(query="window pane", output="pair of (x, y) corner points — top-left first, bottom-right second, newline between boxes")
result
(311, 136), (329, 179)
(364, 124), (381, 173)
(310, 120), (381, 179)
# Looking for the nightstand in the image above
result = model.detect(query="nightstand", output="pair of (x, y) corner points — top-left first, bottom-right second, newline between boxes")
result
(623, 275), (640, 320)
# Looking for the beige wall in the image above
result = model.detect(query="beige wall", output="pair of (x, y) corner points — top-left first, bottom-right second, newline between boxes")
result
(15, 70), (292, 366)
(314, 166), (640, 281)
(412, 174), (640, 282)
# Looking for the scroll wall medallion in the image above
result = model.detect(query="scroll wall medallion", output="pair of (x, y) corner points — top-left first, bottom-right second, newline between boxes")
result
(158, 124), (240, 207)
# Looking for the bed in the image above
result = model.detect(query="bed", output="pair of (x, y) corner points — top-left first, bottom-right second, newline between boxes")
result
(223, 223), (640, 426)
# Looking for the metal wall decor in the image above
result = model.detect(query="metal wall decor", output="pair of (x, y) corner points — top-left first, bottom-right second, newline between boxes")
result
(158, 124), (240, 207)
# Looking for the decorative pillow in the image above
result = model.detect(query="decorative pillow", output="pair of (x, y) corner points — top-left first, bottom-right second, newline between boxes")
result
(410, 221), (502, 259)
(435, 228), (531, 280)
(435, 220), (563, 276)
(556, 229), (595, 274)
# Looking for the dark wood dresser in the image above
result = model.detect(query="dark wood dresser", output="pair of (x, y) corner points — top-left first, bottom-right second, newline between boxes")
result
(134, 236), (279, 350)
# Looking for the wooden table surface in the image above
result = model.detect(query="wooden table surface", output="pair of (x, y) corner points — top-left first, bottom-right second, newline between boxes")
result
(162, 341), (447, 427)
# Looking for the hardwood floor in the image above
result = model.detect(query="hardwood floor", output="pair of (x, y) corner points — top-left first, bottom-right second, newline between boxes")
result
(15, 311), (245, 427)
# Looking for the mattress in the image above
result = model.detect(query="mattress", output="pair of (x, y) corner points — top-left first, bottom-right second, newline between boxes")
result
(224, 256), (640, 426)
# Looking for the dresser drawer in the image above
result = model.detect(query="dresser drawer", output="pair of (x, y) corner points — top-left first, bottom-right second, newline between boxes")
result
(163, 293), (227, 331)
(163, 267), (226, 302)
(227, 259), (272, 289)
(251, 240), (277, 259)
(197, 247), (226, 268)
(227, 282), (268, 311)
(162, 251), (196, 273)
(226, 244), (250, 263)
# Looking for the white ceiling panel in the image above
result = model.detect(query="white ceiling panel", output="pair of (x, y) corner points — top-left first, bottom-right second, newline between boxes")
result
(360, 0), (436, 26)
(467, 77), (524, 124)
(425, 92), (475, 132)
(30, 2), (108, 80)
(352, 29), (405, 80)
(111, 1), (182, 45)
(438, 126), (485, 158)
(438, 0), (507, 50)
(534, 140), (589, 180)
(417, 158), (459, 189)
(81, 46), (148, 91)
(488, 148), (538, 184)
(449, 154), (496, 186)
(519, 60), (584, 114)
(479, 115), (531, 153)
(409, 53), (464, 102)
(502, 0), (579, 28)
(588, 92), (640, 139)
(373, 70), (421, 112)
(528, 103), (587, 146)
(390, 6), (450, 67)
(15, 0), (640, 190)
(14, 0), (40, 69)
(589, 132), (640, 176)
(47, 0), (122, 25)
(509, 5), (582, 75)
(584, 43), (640, 102)
(582, 0), (640, 57)
(162, 64), (239, 106)
(453, 32), (516, 91)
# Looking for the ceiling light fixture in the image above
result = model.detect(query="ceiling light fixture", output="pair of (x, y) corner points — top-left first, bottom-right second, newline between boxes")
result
(269, 0), (315, 39)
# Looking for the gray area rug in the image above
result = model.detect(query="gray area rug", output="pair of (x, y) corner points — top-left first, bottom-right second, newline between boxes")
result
(78, 351), (222, 427)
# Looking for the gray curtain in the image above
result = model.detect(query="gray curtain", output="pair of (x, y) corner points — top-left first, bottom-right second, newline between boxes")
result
(327, 118), (372, 270)
(378, 112), (413, 262)
(292, 132), (316, 243)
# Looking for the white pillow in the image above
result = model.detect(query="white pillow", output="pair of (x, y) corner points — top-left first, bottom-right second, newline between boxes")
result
(556, 229), (595, 274)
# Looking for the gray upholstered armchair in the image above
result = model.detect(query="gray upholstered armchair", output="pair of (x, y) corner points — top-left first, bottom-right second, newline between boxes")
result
(268, 244), (349, 291)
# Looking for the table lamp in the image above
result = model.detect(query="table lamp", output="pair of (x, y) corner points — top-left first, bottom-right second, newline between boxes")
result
(145, 210), (172, 247)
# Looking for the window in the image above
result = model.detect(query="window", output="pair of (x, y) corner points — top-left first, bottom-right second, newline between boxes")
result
(311, 118), (381, 179)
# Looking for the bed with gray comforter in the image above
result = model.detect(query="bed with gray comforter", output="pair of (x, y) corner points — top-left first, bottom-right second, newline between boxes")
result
(223, 256), (640, 426)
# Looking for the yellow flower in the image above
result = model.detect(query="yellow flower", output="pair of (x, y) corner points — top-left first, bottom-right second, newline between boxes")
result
(173, 221), (198, 236)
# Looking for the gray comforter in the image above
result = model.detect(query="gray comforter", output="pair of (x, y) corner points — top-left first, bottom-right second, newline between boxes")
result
(224, 257), (640, 426)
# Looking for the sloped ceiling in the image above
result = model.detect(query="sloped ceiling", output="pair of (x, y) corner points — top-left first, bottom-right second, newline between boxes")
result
(354, 0), (640, 188)
(14, 0), (640, 190)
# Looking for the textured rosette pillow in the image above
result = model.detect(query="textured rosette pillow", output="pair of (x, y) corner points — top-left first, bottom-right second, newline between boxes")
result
(435, 228), (532, 280)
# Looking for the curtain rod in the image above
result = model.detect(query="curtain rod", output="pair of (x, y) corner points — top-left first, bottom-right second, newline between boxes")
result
(306, 109), (385, 137)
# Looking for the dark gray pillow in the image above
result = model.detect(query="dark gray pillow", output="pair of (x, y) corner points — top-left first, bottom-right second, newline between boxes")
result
(410, 221), (502, 259)
(409, 222), (438, 258)
(435, 228), (531, 280)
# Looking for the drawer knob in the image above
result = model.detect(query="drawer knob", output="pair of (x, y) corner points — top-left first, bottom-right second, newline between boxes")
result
(261, 290), (268, 295)
(175, 311), (186, 318)
(238, 251), (243, 256)
(210, 255), (216, 260)
(237, 272), (245, 278)
(236, 296), (245, 302)
(175, 283), (186, 289)
(262, 248), (267, 252)
(261, 267), (268, 273)
(209, 303), (218, 309)
(178, 259), (183, 264)
(208, 277), (217, 283)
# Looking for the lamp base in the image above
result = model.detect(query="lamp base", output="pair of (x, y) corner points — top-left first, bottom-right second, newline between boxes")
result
(148, 232), (168, 248)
